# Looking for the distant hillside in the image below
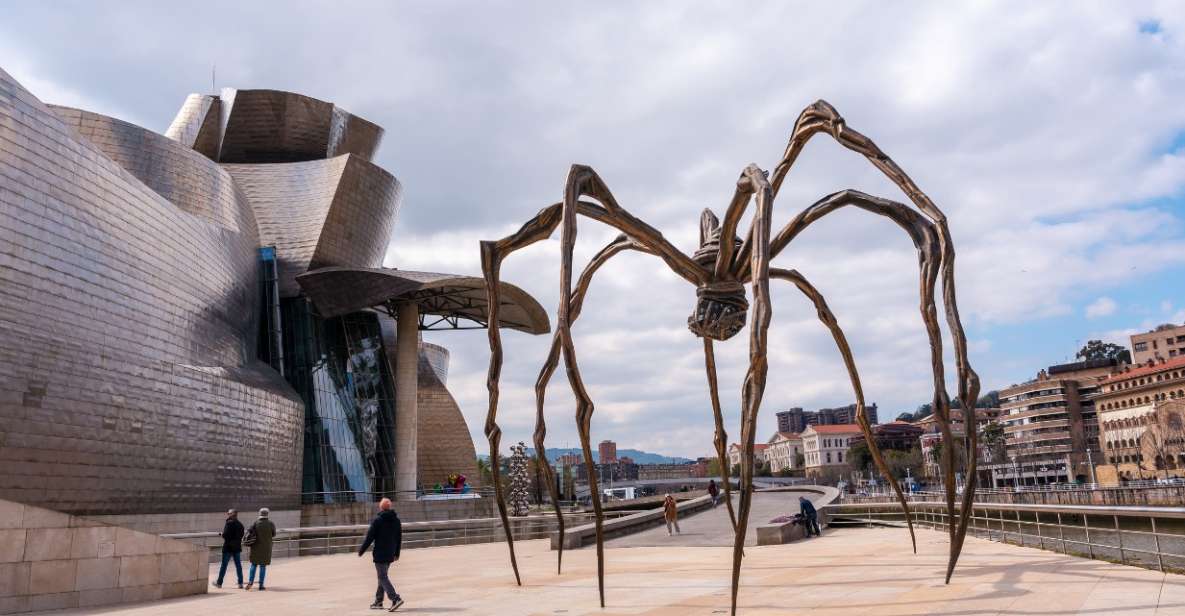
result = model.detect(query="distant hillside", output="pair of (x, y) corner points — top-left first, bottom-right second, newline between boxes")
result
(527, 447), (693, 465)
(480, 448), (693, 465)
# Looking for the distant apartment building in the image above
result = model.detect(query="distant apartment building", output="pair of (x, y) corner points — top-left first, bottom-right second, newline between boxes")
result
(574, 461), (638, 483)
(1096, 356), (1185, 480)
(990, 358), (1116, 487)
(776, 408), (811, 433)
(1131, 322), (1185, 364)
(915, 408), (1003, 478)
(765, 432), (804, 473)
(557, 453), (583, 468)
(818, 403), (879, 426)
(801, 424), (863, 477)
(598, 440), (617, 464)
(775, 403), (878, 433)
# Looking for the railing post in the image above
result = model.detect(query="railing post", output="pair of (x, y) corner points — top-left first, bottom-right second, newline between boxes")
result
(1084, 515), (1094, 560)
(1015, 509), (1023, 546)
(1057, 512), (1066, 554)
(1035, 510), (1043, 550)
(1151, 515), (1164, 572)
(1114, 515), (1124, 565)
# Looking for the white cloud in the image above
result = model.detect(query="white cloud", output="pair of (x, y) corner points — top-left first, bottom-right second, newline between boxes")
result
(1086, 297), (1119, 319)
(5, 1), (1185, 457)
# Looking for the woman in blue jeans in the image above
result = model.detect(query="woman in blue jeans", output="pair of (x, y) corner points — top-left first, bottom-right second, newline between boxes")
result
(246, 508), (276, 590)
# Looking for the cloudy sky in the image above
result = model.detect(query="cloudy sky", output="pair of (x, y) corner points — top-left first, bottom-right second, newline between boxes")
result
(3, 2), (1183, 459)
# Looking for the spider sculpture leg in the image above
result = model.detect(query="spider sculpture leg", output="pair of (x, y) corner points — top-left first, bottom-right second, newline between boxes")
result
(762, 101), (983, 580)
(770, 267), (917, 553)
(533, 235), (646, 575)
(702, 338), (739, 531)
(482, 166), (706, 601)
(722, 165), (774, 616)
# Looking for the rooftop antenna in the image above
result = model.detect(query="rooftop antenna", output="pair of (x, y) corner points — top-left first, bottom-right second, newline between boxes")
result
(211, 64), (216, 93)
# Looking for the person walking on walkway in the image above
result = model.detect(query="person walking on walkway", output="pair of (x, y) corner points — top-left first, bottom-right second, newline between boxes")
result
(359, 497), (404, 611)
(707, 479), (720, 508)
(799, 496), (820, 537)
(663, 493), (681, 535)
(213, 509), (244, 589)
(245, 507), (276, 590)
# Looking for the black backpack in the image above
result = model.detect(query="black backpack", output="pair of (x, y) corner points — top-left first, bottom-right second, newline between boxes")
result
(243, 522), (259, 547)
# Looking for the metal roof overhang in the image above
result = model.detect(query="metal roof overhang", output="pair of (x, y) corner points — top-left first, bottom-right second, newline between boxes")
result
(295, 266), (550, 335)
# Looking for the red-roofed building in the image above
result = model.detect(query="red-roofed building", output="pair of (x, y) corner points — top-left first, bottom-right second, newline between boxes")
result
(801, 424), (863, 477)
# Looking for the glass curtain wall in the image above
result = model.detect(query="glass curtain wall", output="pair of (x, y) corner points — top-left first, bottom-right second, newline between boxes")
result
(281, 298), (398, 503)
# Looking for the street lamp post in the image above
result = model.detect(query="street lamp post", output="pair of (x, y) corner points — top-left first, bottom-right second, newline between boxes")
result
(1085, 447), (1097, 485)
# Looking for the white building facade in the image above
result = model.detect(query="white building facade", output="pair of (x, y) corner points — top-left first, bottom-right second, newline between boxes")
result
(802, 424), (862, 476)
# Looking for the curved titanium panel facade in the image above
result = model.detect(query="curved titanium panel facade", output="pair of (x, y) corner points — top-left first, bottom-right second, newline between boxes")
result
(0, 67), (304, 515)
(164, 93), (221, 160)
(223, 156), (402, 297)
(415, 342), (480, 488)
(215, 89), (383, 163)
(52, 105), (256, 235)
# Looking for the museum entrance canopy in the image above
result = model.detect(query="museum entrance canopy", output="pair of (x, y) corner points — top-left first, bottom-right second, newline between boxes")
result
(296, 266), (550, 334)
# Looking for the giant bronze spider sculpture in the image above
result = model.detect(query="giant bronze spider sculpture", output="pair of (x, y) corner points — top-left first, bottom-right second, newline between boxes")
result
(480, 100), (981, 615)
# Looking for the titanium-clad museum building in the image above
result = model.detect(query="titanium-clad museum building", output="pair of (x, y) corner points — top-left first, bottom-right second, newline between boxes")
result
(0, 67), (546, 519)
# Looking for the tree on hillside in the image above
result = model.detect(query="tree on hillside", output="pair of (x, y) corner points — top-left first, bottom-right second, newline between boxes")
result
(1077, 339), (1132, 364)
(896, 412), (914, 422)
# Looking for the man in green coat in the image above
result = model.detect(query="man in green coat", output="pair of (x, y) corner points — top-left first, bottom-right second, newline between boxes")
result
(246, 508), (277, 590)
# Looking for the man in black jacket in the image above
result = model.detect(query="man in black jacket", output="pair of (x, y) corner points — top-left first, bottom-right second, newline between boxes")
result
(214, 509), (244, 588)
(799, 496), (820, 537)
(359, 497), (403, 611)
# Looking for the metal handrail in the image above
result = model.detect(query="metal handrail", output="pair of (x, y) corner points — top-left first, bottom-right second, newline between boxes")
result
(830, 500), (1185, 519)
(169, 511), (633, 562)
(825, 501), (1185, 573)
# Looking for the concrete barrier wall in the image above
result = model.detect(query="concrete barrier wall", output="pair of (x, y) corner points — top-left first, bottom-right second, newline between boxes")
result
(0, 499), (207, 614)
(553, 495), (716, 550)
(753, 485), (840, 546)
(300, 498), (495, 527)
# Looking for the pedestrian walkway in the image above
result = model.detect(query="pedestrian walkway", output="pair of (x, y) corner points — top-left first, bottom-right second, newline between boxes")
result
(608, 489), (822, 547)
(47, 524), (1185, 615)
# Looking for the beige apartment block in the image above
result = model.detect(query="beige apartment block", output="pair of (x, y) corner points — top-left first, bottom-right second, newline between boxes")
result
(995, 359), (1117, 486)
(1130, 322), (1185, 364)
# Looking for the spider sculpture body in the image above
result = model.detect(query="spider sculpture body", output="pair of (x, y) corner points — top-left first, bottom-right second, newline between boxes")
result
(480, 101), (981, 615)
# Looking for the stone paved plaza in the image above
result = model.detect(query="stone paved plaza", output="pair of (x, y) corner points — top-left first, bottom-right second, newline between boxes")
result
(45, 524), (1185, 615)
